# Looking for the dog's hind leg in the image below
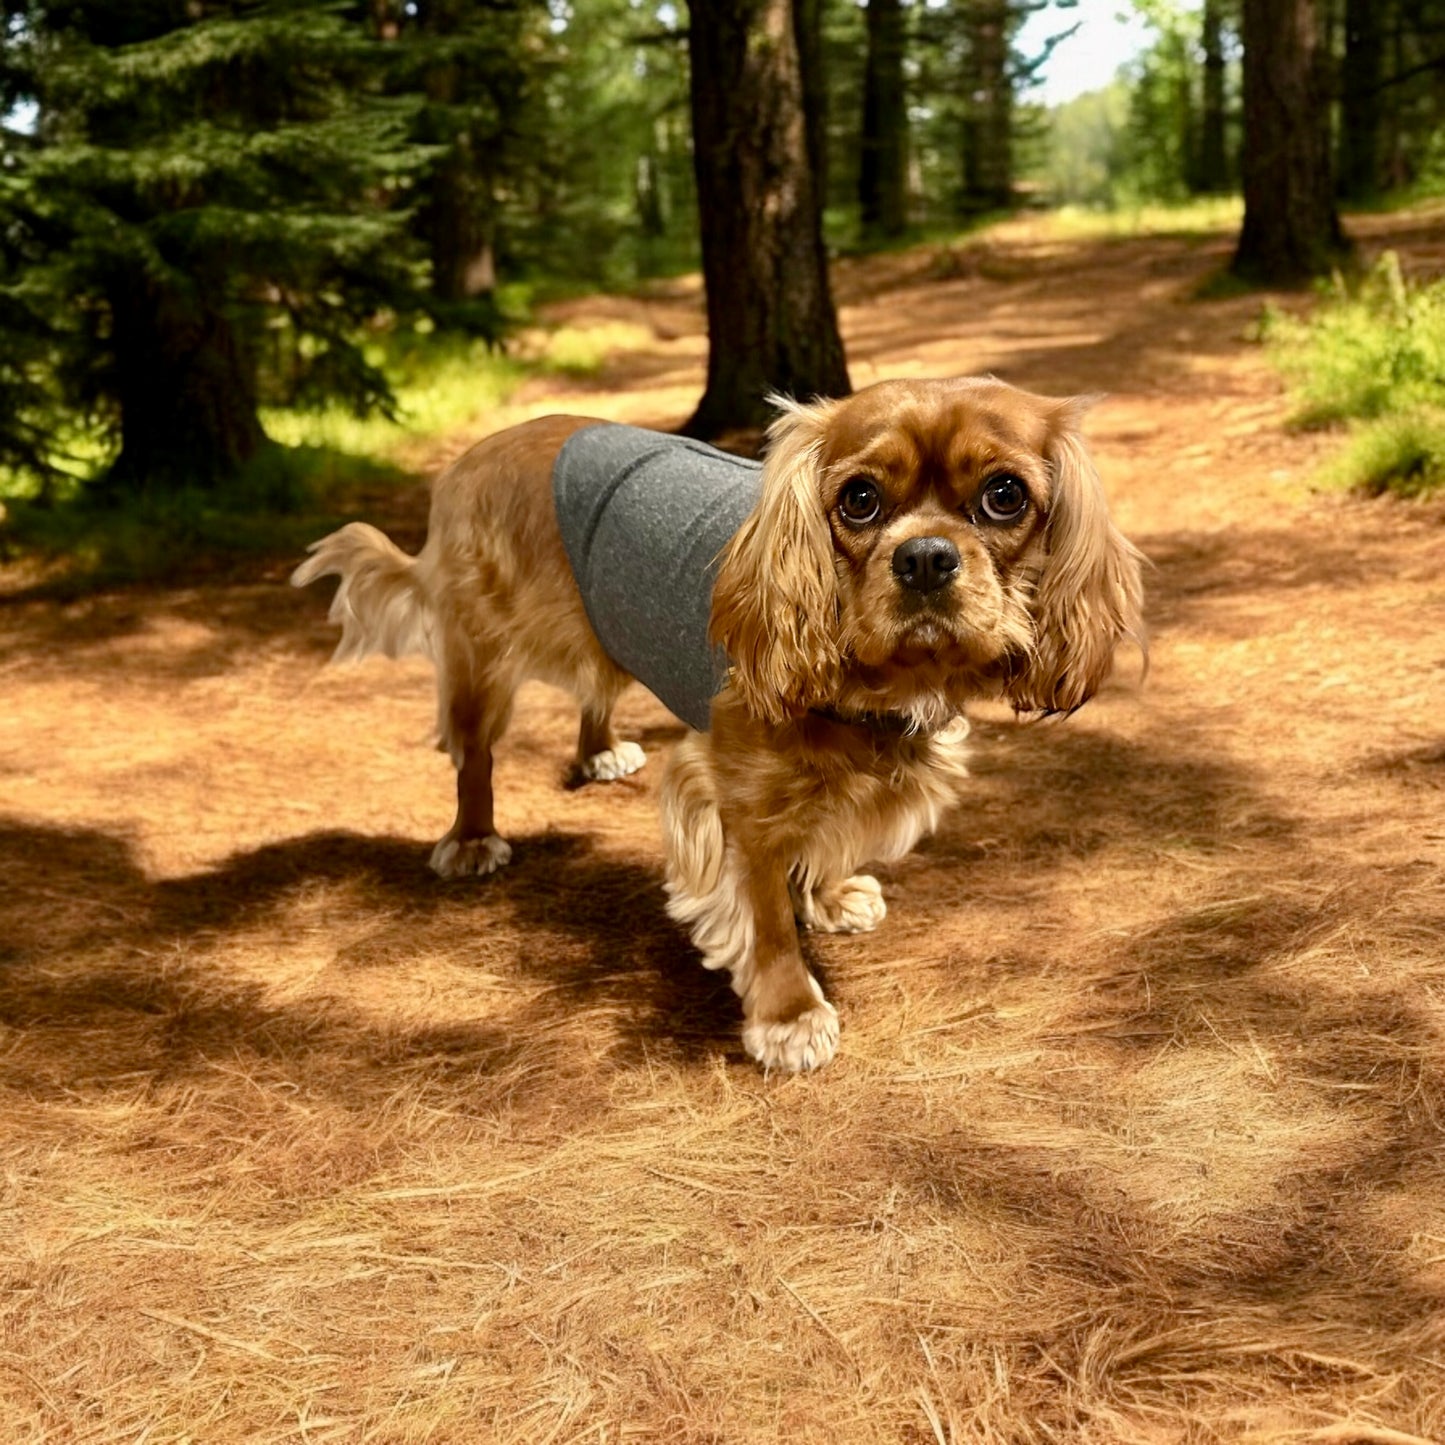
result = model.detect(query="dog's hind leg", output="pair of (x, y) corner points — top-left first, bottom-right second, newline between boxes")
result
(429, 645), (517, 879)
(571, 662), (646, 784)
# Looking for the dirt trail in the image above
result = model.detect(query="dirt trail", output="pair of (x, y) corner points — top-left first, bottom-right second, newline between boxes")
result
(2, 216), (1444, 1442)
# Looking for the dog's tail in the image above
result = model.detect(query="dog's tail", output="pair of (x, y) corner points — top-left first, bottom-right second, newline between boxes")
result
(290, 522), (433, 663)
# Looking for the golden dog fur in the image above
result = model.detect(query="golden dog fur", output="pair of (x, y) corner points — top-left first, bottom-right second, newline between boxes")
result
(293, 377), (1143, 1071)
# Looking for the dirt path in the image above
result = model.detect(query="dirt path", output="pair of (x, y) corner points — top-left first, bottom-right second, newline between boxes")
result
(2, 217), (1443, 1442)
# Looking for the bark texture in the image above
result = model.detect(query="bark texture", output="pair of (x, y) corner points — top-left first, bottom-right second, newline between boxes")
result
(1232, 0), (1348, 284)
(859, 0), (908, 238)
(108, 281), (267, 493)
(684, 0), (851, 440)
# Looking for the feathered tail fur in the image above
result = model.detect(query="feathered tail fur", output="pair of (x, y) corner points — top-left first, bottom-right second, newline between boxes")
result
(290, 522), (433, 663)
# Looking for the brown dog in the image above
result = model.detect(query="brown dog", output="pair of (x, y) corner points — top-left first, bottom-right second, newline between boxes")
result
(293, 377), (1143, 1071)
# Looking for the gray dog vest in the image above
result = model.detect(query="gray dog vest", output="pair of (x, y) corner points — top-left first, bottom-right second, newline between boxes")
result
(552, 424), (763, 732)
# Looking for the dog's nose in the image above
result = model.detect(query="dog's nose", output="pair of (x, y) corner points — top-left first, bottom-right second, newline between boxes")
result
(892, 536), (960, 593)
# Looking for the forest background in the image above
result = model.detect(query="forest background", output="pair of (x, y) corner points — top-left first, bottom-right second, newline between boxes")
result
(3, 0), (1444, 563)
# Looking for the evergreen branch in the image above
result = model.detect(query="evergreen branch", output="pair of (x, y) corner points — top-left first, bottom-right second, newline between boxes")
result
(1365, 53), (1445, 97)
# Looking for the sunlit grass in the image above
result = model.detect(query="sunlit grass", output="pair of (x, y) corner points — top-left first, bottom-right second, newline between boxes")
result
(1264, 253), (1445, 426)
(531, 320), (655, 378)
(1263, 251), (1445, 497)
(1038, 196), (1244, 240)
(261, 332), (526, 455)
(1318, 408), (1445, 497)
(0, 317), (649, 589)
(260, 321), (647, 456)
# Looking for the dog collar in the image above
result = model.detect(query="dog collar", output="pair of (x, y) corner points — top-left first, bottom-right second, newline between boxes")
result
(804, 706), (926, 736)
(806, 707), (971, 744)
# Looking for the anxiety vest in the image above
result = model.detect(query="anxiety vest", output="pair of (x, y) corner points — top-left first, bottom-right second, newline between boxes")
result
(552, 424), (763, 732)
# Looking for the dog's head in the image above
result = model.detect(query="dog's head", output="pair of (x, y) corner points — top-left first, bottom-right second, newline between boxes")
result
(709, 377), (1144, 729)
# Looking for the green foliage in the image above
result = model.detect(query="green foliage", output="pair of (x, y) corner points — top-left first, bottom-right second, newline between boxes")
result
(1118, 1), (1198, 203)
(1263, 252), (1445, 497)
(1044, 194), (1242, 239)
(1033, 81), (1131, 207)
(1027, 0), (1241, 211)
(1265, 254), (1445, 426)
(0, 442), (401, 590)
(1321, 410), (1445, 498)
(497, 0), (695, 289)
(0, 319), (614, 586)
(0, 0), (438, 493)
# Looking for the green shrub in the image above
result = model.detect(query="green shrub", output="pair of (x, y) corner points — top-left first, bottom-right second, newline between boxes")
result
(1264, 252), (1445, 497)
(0, 445), (407, 590)
(1320, 409), (1445, 498)
(0, 322), (583, 587)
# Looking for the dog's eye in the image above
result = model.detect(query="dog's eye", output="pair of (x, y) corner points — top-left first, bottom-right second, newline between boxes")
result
(837, 477), (882, 525)
(979, 474), (1030, 524)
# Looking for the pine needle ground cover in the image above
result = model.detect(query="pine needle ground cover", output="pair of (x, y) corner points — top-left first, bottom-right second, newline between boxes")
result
(2, 215), (1444, 1442)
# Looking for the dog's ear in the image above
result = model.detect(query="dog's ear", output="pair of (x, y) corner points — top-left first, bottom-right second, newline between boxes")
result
(710, 397), (843, 724)
(1008, 404), (1145, 714)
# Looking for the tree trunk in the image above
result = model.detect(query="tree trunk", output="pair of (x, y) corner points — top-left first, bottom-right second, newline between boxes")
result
(1231, 0), (1348, 285)
(107, 280), (267, 493)
(1338, 0), (1386, 200)
(683, 0), (851, 440)
(959, 0), (1012, 214)
(422, 145), (497, 304)
(412, 0), (501, 307)
(1197, 0), (1228, 193)
(859, 0), (908, 239)
(1176, 48), (1198, 194)
(792, 0), (829, 202)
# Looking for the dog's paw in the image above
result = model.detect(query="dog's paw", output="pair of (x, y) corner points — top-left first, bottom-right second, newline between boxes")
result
(743, 998), (840, 1073)
(798, 874), (886, 934)
(429, 833), (512, 879)
(578, 741), (647, 782)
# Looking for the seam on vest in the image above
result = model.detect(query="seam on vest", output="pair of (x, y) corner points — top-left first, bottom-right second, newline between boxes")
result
(576, 441), (667, 566)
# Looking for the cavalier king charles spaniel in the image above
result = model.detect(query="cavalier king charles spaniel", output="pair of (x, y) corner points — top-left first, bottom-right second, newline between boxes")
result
(293, 377), (1143, 1072)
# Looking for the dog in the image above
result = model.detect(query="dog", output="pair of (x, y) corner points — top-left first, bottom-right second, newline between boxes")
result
(292, 377), (1143, 1071)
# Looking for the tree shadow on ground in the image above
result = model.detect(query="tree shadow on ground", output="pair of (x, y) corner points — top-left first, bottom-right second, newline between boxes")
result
(876, 841), (1445, 1410)
(0, 714), (1297, 1088)
(0, 577), (349, 682)
(841, 235), (1250, 397)
(6, 708), (1444, 1410)
(0, 818), (740, 1102)
(2, 692), (1434, 1092)
(919, 716), (1297, 880)
(1139, 519), (1444, 639)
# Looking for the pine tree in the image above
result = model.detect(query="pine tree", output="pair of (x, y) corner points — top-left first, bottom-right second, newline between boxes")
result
(683, 0), (850, 440)
(909, 0), (1077, 221)
(1231, 0), (1348, 284)
(0, 0), (434, 494)
(376, 0), (541, 312)
(859, 0), (909, 238)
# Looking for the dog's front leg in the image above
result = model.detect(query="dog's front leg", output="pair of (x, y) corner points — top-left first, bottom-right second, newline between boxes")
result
(661, 739), (843, 1069)
(734, 841), (840, 1072)
(792, 871), (887, 935)
(661, 737), (838, 1071)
